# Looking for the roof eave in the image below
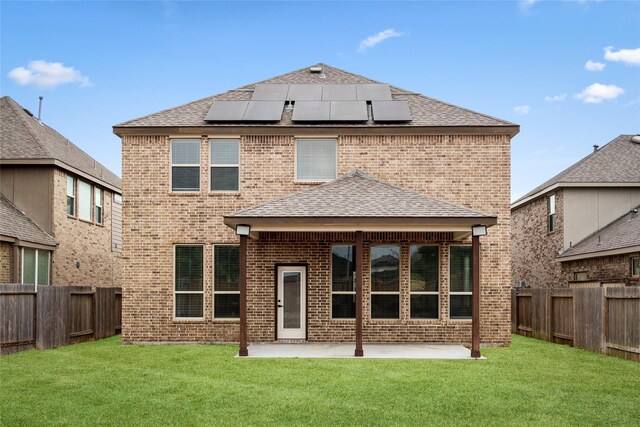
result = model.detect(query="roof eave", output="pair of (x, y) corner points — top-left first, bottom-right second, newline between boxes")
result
(557, 244), (640, 262)
(512, 182), (640, 209)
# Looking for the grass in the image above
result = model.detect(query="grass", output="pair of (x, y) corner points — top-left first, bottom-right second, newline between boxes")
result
(1, 335), (639, 426)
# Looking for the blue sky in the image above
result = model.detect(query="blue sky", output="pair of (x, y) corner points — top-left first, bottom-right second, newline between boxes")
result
(2, 1), (639, 200)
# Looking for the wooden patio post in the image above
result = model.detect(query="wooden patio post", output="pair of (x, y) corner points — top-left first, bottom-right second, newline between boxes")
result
(239, 235), (248, 357)
(471, 234), (481, 358)
(355, 230), (364, 357)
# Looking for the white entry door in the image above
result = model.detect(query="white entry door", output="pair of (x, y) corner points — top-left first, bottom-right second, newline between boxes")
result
(277, 266), (306, 340)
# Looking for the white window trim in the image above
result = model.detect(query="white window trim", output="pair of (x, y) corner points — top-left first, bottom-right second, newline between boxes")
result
(213, 244), (240, 320)
(409, 244), (440, 320)
(330, 244), (356, 320)
(631, 256), (639, 278)
(77, 179), (93, 222)
(174, 244), (205, 321)
(170, 139), (201, 193)
(94, 187), (103, 225)
(209, 138), (240, 193)
(294, 138), (338, 183)
(449, 244), (472, 321)
(21, 248), (50, 290)
(66, 175), (76, 217)
(370, 244), (401, 320)
(548, 194), (557, 233)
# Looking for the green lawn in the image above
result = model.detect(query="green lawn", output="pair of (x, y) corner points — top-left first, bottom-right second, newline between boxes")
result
(1, 335), (638, 426)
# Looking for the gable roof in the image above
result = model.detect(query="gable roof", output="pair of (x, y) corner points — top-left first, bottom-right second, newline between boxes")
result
(0, 194), (57, 248)
(513, 134), (640, 208)
(1, 96), (121, 191)
(558, 207), (640, 261)
(114, 63), (518, 132)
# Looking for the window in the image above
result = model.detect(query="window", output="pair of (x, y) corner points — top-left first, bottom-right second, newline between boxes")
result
(171, 139), (200, 191)
(94, 188), (103, 224)
(332, 245), (356, 318)
(548, 194), (556, 232)
(210, 139), (240, 192)
(632, 256), (639, 278)
(22, 248), (50, 286)
(410, 245), (439, 319)
(66, 175), (75, 216)
(574, 271), (588, 281)
(213, 245), (240, 319)
(370, 245), (400, 319)
(78, 180), (92, 221)
(295, 139), (336, 181)
(450, 246), (472, 319)
(174, 245), (204, 319)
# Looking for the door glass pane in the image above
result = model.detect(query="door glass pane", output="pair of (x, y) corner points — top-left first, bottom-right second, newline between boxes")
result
(23, 248), (36, 284)
(37, 250), (49, 285)
(371, 245), (400, 291)
(283, 272), (301, 328)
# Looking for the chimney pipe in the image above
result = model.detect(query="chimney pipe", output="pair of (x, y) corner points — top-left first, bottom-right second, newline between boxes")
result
(37, 96), (43, 120)
(593, 144), (599, 152)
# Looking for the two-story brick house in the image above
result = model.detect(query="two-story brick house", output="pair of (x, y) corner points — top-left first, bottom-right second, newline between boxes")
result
(114, 64), (518, 356)
(0, 96), (123, 287)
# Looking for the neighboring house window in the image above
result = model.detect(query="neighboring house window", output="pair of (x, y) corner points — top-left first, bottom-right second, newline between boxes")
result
(213, 245), (240, 319)
(210, 139), (240, 192)
(548, 194), (556, 232)
(112, 194), (123, 252)
(66, 175), (75, 216)
(22, 248), (50, 286)
(332, 245), (356, 319)
(410, 245), (439, 319)
(295, 139), (337, 181)
(370, 245), (400, 319)
(94, 188), (103, 225)
(450, 245), (472, 320)
(574, 272), (588, 281)
(171, 139), (200, 191)
(78, 180), (92, 221)
(174, 245), (204, 319)
(631, 256), (639, 278)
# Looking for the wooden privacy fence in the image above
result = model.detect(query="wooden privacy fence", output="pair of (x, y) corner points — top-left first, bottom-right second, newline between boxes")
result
(0, 284), (121, 355)
(512, 287), (640, 362)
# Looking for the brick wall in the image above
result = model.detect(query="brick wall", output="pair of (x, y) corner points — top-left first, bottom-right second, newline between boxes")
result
(560, 252), (639, 283)
(511, 191), (564, 288)
(122, 134), (511, 346)
(0, 242), (12, 282)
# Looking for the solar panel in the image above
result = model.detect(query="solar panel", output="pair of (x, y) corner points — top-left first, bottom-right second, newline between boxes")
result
(291, 101), (331, 121)
(287, 84), (323, 101)
(251, 84), (290, 100)
(205, 101), (249, 121)
(357, 84), (392, 101)
(330, 101), (368, 121)
(371, 101), (412, 121)
(322, 84), (357, 101)
(242, 101), (285, 121)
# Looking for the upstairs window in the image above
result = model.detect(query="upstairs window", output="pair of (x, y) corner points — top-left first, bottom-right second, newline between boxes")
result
(632, 256), (639, 278)
(332, 245), (356, 319)
(295, 139), (337, 181)
(66, 175), (75, 216)
(450, 245), (472, 320)
(94, 188), (103, 225)
(210, 139), (240, 192)
(548, 194), (556, 232)
(78, 180), (92, 221)
(171, 139), (200, 191)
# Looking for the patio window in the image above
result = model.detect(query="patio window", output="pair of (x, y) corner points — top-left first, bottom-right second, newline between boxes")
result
(548, 194), (556, 232)
(174, 245), (204, 319)
(213, 245), (240, 319)
(450, 245), (472, 320)
(632, 256), (639, 278)
(410, 245), (439, 319)
(295, 139), (337, 181)
(94, 188), (103, 225)
(66, 175), (75, 216)
(78, 180), (92, 221)
(370, 245), (400, 319)
(171, 139), (200, 191)
(331, 245), (356, 319)
(210, 139), (240, 192)
(22, 248), (50, 286)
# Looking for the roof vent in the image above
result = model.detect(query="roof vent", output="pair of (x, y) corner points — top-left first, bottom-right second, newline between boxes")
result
(593, 144), (599, 152)
(631, 135), (640, 144)
(309, 65), (323, 73)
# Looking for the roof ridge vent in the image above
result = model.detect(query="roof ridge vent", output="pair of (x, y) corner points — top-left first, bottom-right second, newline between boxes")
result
(309, 65), (323, 73)
(631, 135), (640, 144)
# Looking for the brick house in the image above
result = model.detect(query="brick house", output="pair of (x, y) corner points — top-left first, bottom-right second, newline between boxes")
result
(0, 96), (123, 287)
(114, 64), (518, 356)
(511, 134), (640, 288)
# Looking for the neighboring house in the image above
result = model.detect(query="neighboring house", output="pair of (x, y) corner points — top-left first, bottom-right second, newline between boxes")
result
(114, 64), (519, 355)
(511, 134), (640, 288)
(0, 96), (123, 287)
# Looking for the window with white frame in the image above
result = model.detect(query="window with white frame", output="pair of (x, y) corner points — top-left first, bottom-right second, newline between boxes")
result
(66, 175), (75, 216)
(171, 139), (200, 191)
(370, 245), (400, 319)
(574, 271), (588, 281)
(632, 256), (639, 278)
(94, 188), (103, 224)
(410, 245), (439, 319)
(548, 194), (556, 232)
(332, 245), (356, 319)
(174, 245), (204, 318)
(22, 248), (50, 286)
(450, 245), (472, 319)
(213, 245), (240, 319)
(295, 139), (337, 181)
(210, 139), (240, 192)
(78, 180), (92, 221)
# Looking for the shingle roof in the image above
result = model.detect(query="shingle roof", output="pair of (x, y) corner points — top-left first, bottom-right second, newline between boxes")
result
(0, 194), (57, 247)
(115, 64), (516, 130)
(1, 96), (121, 190)
(558, 207), (640, 259)
(513, 134), (640, 205)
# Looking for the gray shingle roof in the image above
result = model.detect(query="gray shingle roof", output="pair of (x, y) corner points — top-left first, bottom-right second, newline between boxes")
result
(514, 134), (640, 205)
(1, 96), (121, 190)
(558, 207), (640, 259)
(0, 194), (57, 247)
(115, 64), (516, 130)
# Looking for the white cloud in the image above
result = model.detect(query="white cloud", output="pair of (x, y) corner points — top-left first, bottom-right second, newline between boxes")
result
(8, 60), (92, 88)
(544, 93), (567, 103)
(357, 29), (405, 53)
(604, 46), (640, 65)
(513, 105), (530, 114)
(574, 83), (624, 104)
(585, 60), (606, 71)
(519, 0), (538, 8)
